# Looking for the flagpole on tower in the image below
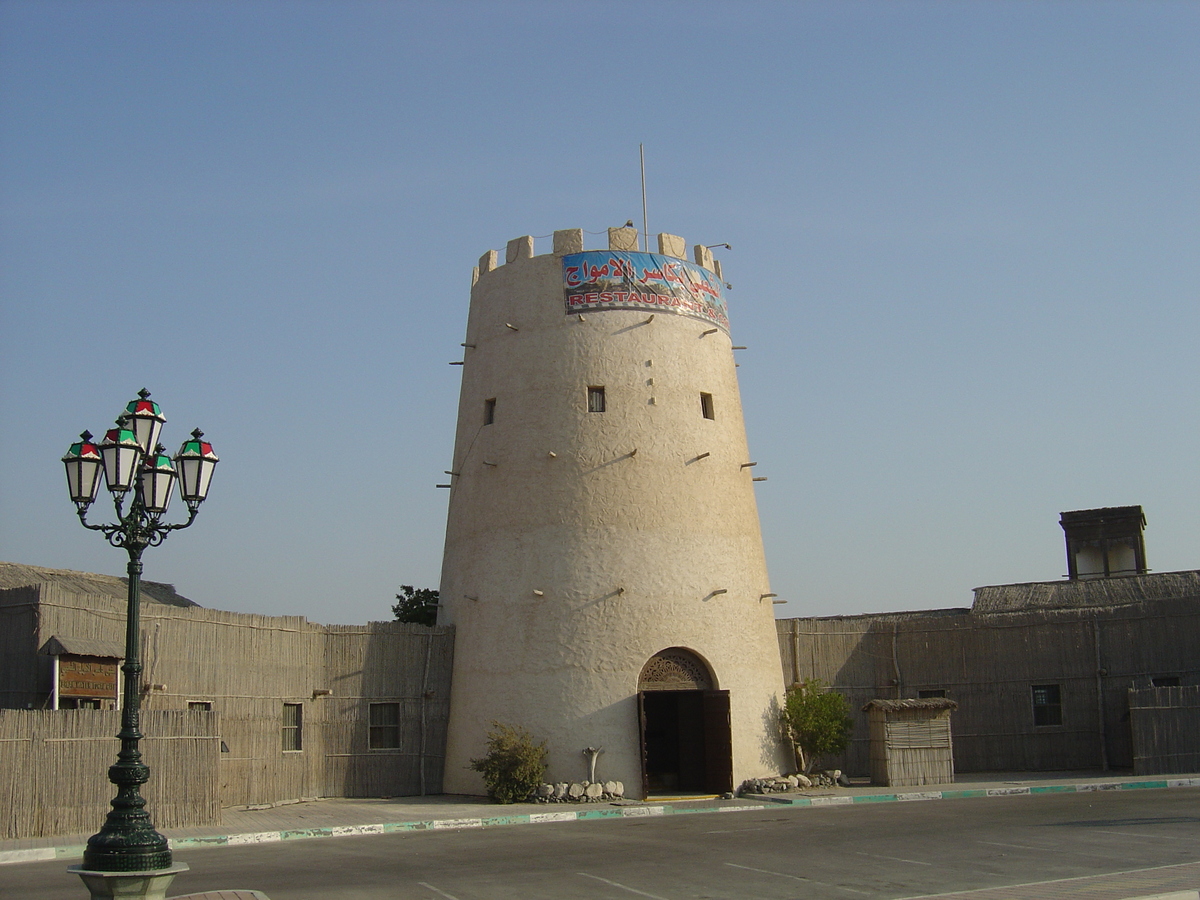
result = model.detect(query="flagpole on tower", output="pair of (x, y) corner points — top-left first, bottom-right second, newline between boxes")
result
(640, 143), (649, 250)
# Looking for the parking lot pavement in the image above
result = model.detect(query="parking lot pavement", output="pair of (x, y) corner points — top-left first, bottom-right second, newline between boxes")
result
(891, 865), (1200, 900)
(1, 771), (1196, 869)
(3, 787), (1199, 899)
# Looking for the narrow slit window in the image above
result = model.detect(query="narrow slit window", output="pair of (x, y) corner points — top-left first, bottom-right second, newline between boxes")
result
(1151, 676), (1180, 688)
(917, 689), (947, 699)
(188, 701), (213, 711)
(700, 392), (715, 420)
(484, 398), (496, 426)
(282, 702), (303, 751)
(369, 702), (402, 750)
(588, 386), (606, 413)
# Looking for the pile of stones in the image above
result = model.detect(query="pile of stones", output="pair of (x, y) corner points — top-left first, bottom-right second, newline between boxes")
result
(532, 780), (625, 803)
(810, 770), (852, 788)
(739, 770), (850, 795)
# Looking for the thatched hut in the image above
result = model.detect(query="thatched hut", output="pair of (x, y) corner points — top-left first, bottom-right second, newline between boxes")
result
(863, 698), (958, 787)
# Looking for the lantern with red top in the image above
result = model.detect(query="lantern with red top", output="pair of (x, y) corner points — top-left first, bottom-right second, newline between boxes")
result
(61, 431), (104, 510)
(174, 429), (219, 510)
(124, 388), (167, 455)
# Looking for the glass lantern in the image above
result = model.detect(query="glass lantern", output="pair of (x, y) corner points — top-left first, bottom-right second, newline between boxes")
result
(99, 421), (144, 494)
(62, 431), (104, 508)
(175, 429), (218, 508)
(124, 389), (166, 455)
(138, 447), (178, 515)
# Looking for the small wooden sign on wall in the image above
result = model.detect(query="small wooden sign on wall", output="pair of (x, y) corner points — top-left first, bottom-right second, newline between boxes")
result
(58, 654), (118, 700)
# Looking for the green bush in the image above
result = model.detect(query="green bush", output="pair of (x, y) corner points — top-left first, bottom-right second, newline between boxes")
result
(780, 680), (853, 775)
(469, 722), (547, 804)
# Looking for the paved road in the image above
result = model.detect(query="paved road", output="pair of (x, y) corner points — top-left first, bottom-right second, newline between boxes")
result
(5, 790), (1198, 899)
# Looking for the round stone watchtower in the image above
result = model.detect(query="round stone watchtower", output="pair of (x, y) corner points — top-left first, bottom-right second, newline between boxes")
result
(438, 226), (787, 797)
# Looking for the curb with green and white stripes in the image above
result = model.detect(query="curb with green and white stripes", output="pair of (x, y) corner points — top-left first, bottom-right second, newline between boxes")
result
(0, 804), (749, 867)
(3, 776), (1196, 867)
(746, 776), (1200, 808)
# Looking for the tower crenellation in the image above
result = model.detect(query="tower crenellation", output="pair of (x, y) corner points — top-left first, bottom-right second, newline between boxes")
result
(475, 228), (724, 273)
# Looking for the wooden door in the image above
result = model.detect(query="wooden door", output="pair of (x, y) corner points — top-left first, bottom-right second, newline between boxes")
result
(702, 690), (732, 794)
(637, 690), (649, 798)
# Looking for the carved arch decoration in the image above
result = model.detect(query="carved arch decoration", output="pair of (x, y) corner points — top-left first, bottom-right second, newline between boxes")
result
(638, 647), (714, 691)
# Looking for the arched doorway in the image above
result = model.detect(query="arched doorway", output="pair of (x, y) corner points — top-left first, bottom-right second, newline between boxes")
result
(637, 648), (732, 796)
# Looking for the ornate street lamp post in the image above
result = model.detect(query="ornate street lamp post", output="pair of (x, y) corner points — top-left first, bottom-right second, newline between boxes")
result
(61, 389), (217, 890)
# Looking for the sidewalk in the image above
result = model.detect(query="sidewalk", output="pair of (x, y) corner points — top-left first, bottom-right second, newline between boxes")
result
(3, 771), (1197, 867)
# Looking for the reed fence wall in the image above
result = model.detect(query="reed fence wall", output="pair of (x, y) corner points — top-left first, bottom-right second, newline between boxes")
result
(320, 623), (454, 799)
(1129, 685), (1200, 775)
(0, 587), (48, 708)
(778, 597), (1199, 777)
(0, 709), (218, 839)
(1, 577), (455, 829)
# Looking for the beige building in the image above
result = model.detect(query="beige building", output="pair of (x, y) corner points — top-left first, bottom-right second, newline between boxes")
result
(0, 563), (453, 838)
(776, 511), (1200, 778)
(437, 227), (789, 797)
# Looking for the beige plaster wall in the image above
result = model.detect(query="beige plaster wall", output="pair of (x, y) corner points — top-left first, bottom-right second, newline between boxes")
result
(439, 233), (788, 796)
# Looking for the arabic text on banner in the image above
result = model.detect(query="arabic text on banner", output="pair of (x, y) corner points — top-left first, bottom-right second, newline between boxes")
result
(562, 251), (729, 332)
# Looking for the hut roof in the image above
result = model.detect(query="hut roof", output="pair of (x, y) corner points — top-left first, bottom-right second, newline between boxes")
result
(39, 635), (125, 658)
(971, 570), (1200, 613)
(783, 607), (971, 624)
(0, 562), (200, 609)
(863, 698), (958, 712)
(1059, 505), (1145, 529)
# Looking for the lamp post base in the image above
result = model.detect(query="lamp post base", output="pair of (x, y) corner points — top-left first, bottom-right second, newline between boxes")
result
(68, 862), (189, 900)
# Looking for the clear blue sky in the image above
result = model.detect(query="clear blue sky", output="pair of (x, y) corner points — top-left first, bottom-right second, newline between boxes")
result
(2, 1), (1197, 624)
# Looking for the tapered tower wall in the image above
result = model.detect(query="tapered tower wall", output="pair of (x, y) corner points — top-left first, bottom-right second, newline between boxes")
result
(438, 229), (788, 796)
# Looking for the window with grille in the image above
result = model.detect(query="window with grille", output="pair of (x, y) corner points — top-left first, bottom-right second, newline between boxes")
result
(1031, 684), (1062, 727)
(188, 701), (213, 711)
(588, 386), (606, 413)
(282, 702), (303, 751)
(700, 392), (714, 420)
(369, 702), (401, 750)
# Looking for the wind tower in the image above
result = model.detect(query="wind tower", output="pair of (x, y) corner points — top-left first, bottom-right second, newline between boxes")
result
(438, 226), (788, 797)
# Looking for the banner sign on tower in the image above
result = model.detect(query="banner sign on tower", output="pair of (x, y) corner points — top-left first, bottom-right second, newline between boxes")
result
(563, 251), (729, 332)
